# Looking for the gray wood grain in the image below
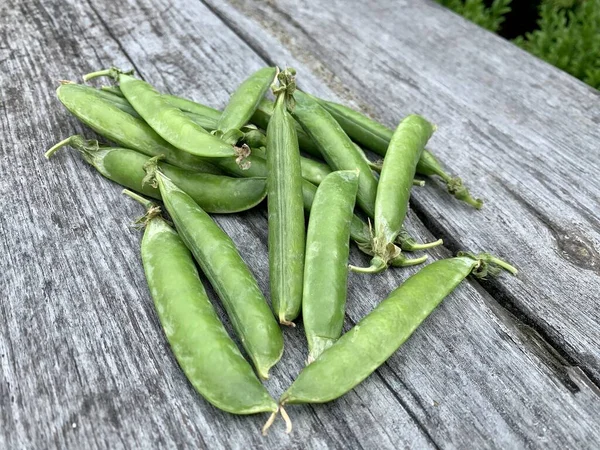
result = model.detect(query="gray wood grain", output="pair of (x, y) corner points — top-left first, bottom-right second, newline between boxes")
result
(1, 0), (599, 449)
(203, 0), (600, 383)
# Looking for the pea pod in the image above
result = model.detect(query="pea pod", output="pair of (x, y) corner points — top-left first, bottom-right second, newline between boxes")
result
(56, 83), (218, 173)
(314, 96), (482, 208)
(83, 68), (240, 160)
(292, 91), (378, 218)
(351, 115), (436, 273)
(93, 86), (220, 130)
(45, 136), (266, 213)
(266, 69), (305, 325)
(252, 98), (321, 158)
(125, 191), (277, 415)
(216, 67), (277, 139)
(251, 146), (331, 187)
(281, 253), (517, 406)
(100, 85), (124, 97)
(303, 170), (359, 362)
(161, 93), (222, 121)
(150, 171), (284, 379)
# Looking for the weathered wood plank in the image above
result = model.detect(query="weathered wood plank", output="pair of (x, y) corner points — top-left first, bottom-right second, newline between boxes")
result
(1, 0), (599, 448)
(204, 0), (600, 383)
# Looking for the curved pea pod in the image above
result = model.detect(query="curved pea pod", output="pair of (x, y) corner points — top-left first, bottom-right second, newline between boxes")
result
(281, 254), (518, 406)
(303, 170), (359, 362)
(126, 192), (277, 415)
(94, 86), (220, 131)
(45, 136), (264, 213)
(315, 96), (483, 208)
(266, 69), (305, 325)
(351, 115), (436, 274)
(216, 67), (277, 138)
(56, 83), (218, 173)
(153, 172), (284, 379)
(83, 68), (239, 159)
(292, 91), (378, 218)
(162, 94), (222, 122)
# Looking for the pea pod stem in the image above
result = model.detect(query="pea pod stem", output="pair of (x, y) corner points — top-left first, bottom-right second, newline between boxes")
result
(396, 229), (444, 252)
(261, 406), (292, 436)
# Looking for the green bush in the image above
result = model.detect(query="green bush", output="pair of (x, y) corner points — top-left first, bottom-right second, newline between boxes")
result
(514, 0), (600, 88)
(436, 0), (600, 89)
(436, 0), (512, 32)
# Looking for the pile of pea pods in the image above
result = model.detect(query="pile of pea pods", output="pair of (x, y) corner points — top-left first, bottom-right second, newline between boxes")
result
(46, 66), (517, 434)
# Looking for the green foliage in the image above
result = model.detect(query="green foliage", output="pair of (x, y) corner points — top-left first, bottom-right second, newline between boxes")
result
(514, 0), (600, 89)
(436, 0), (512, 32)
(436, 0), (600, 89)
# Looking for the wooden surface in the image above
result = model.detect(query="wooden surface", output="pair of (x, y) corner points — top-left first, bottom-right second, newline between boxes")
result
(1, 0), (599, 448)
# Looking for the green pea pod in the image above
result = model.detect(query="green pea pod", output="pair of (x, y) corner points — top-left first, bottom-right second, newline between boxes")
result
(292, 91), (378, 218)
(281, 254), (517, 406)
(351, 115), (435, 273)
(315, 96), (483, 208)
(303, 170), (359, 362)
(215, 152), (372, 246)
(45, 136), (265, 213)
(252, 98), (322, 158)
(100, 85), (124, 97)
(90, 86), (141, 118)
(217, 67), (277, 137)
(266, 69), (305, 325)
(162, 94), (222, 122)
(83, 68), (238, 159)
(251, 146), (331, 187)
(126, 192), (277, 415)
(153, 172), (284, 379)
(56, 83), (217, 173)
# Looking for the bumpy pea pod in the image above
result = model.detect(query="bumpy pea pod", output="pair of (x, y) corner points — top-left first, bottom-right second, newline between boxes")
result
(45, 136), (264, 213)
(216, 67), (277, 142)
(351, 115), (436, 274)
(303, 171), (359, 363)
(314, 97), (482, 208)
(83, 68), (242, 161)
(266, 69), (305, 325)
(280, 253), (517, 407)
(149, 170), (284, 379)
(125, 191), (277, 415)
(56, 83), (219, 173)
(292, 91), (379, 218)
